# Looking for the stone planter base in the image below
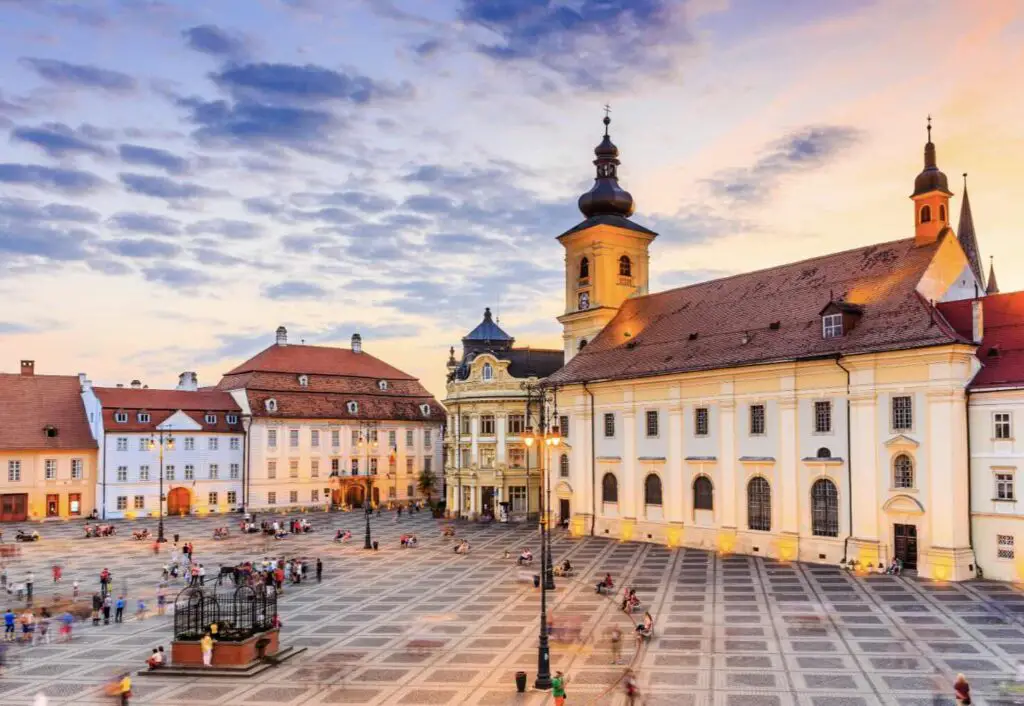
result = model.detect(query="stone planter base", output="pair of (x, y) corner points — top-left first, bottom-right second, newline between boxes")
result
(172, 628), (279, 667)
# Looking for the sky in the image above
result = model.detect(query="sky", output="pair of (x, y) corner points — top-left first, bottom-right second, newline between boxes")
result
(1, 0), (1023, 399)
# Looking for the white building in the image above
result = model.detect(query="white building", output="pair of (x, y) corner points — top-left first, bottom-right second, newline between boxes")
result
(217, 327), (445, 511)
(82, 373), (244, 519)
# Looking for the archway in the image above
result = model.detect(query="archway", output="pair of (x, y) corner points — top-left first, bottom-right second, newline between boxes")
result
(167, 487), (191, 516)
(345, 484), (366, 508)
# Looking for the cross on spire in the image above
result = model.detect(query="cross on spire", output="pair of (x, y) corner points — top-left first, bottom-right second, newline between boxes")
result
(927, 114), (932, 143)
(603, 104), (611, 135)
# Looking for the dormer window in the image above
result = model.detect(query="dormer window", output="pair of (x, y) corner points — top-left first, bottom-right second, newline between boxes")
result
(482, 363), (493, 381)
(205, 414), (217, 424)
(420, 404), (431, 417)
(137, 412), (150, 423)
(44, 425), (58, 438)
(298, 374), (309, 387)
(226, 414), (238, 424)
(378, 380), (388, 391)
(265, 399), (278, 413)
(822, 313), (843, 339)
(347, 401), (359, 414)
(114, 411), (128, 424)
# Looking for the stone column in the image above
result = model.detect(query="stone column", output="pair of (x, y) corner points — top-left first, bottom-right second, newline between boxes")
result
(470, 414), (479, 465)
(496, 412), (507, 465)
(666, 400), (684, 525)
(779, 387), (799, 535)
(571, 406), (592, 533)
(622, 410), (637, 521)
(926, 387), (973, 579)
(719, 393), (737, 530)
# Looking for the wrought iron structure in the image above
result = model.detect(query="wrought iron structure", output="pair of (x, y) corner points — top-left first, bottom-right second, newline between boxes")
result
(173, 584), (277, 642)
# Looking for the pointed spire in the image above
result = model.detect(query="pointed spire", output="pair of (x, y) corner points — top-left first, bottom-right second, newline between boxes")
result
(577, 111), (636, 219)
(957, 172), (985, 287)
(987, 256), (1000, 294)
(913, 116), (951, 197)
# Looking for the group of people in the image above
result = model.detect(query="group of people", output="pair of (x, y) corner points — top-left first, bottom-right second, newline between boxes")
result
(145, 645), (167, 670)
(212, 527), (230, 540)
(453, 539), (471, 554)
(399, 534), (418, 548)
(4, 606), (73, 644)
(91, 592), (148, 625)
(14, 530), (40, 542)
(131, 528), (151, 541)
(82, 524), (116, 538)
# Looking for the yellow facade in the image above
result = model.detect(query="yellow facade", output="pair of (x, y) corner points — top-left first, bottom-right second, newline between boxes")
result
(0, 449), (96, 520)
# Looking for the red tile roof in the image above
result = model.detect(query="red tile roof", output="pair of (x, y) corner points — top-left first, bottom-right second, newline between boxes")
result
(938, 292), (1024, 390)
(548, 237), (967, 385)
(93, 387), (243, 433)
(244, 390), (445, 423)
(0, 373), (96, 450)
(224, 344), (416, 380)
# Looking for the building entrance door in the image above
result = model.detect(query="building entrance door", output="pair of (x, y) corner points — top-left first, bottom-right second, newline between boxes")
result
(481, 486), (494, 516)
(46, 494), (59, 517)
(345, 484), (365, 508)
(559, 499), (570, 528)
(893, 523), (918, 570)
(0, 494), (28, 522)
(372, 486), (380, 507)
(167, 487), (191, 516)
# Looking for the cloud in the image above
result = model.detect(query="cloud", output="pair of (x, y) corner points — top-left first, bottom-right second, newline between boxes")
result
(0, 197), (100, 223)
(315, 321), (421, 342)
(0, 322), (35, 334)
(309, 191), (397, 213)
(88, 258), (133, 275)
(107, 212), (182, 235)
(119, 172), (221, 201)
(0, 163), (105, 194)
(244, 197), (283, 215)
(142, 264), (213, 288)
(177, 97), (337, 148)
(182, 24), (247, 57)
(185, 218), (264, 239)
(412, 38), (444, 58)
(704, 125), (863, 204)
(263, 280), (327, 300)
(0, 222), (94, 261)
(211, 62), (413, 104)
(191, 246), (246, 266)
(458, 0), (688, 91)
(20, 57), (136, 92)
(104, 238), (181, 258)
(11, 123), (106, 158)
(117, 144), (190, 175)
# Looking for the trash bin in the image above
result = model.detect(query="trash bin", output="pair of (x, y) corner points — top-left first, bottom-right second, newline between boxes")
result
(533, 575), (540, 588)
(372, 541), (379, 551)
(515, 671), (527, 692)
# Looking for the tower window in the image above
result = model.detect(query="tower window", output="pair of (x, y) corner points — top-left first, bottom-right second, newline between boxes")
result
(579, 257), (589, 280)
(619, 255), (632, 278)
(939, 204), (946, 221)
(482, 363), (493, 381)
(920, 205), (931, 224)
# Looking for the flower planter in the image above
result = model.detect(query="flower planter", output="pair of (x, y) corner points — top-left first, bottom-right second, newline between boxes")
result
(172, 628), (279, 667)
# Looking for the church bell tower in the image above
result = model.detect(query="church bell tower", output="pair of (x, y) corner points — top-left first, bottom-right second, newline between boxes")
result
(911, 117), (952, 246)
(557, 113), (657, 363)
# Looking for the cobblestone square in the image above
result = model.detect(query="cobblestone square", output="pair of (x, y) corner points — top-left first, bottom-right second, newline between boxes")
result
(2, 512), (1024, 704)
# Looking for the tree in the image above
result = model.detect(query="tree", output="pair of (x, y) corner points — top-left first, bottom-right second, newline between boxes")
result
(417, 469), (436, 503)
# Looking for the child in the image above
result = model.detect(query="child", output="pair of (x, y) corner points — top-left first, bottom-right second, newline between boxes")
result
(136, 599), (147, 621)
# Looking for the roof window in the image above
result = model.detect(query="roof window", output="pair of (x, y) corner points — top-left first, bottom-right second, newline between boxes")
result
(138, 412), (150, 423)
(265, 398), (278, 413)
(114, 411), (128, 423)
(205, 414), (217, 424)
(420, 404), (431, 417)
(298, 374), (309, 387)
(347, 401), (359, 414)
(378, 380), (388, 391)
(44, 425), (58, 438)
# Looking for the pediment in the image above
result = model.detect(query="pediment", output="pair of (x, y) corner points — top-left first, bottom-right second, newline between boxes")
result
(555, 481), (573, 495)
(883, 434), (919, 449)
(882, 494), (925, 515)
(157, 410), (202, 431)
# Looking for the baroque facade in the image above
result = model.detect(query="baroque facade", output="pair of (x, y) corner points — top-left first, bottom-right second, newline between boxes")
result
(546, 116), (993, 580)
(443, 308), (563, 519)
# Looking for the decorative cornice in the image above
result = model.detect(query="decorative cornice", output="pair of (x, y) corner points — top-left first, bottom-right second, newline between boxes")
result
(685, 455), (717, 463)
(739, 456), (776, 464)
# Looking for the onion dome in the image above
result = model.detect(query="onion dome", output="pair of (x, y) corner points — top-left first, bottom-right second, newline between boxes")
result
(912, 117), (952, 197)
(577, 114), (636, 218)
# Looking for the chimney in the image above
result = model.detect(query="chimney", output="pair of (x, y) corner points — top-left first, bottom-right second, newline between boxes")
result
(130, 379), (142, 390)
(176, 371), (199, 392)
(20, 360), (34, 376)
(78, 372), (92, 391)
(972, 298), (984, 344)
(116, 383), (124, 388)
(276, 326), (288, 346)
(351, 333), (362, 354)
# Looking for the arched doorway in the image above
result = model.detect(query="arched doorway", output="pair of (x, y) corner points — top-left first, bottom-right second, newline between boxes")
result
(167, 487), (191, 516)
(372, 486), (380, 507)
(345, 484), (365, 508)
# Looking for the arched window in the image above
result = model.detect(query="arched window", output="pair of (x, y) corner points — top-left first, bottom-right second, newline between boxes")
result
(298, 374), (309, 387)
(347, 400), (358, 414)
(559, 454), (569, 478)
(939, 204), (946, 222)
(644, 473), (662, 506)
(579, 257), (590, 279)
(578, 339), (588, 351)
(378, 380), (388, 391)
(693, 476), (713, 511)
(747, 477), (771, 531)
(811, 478), (839, 537)
(482, 363), (493, 381)
(816, 447), (831, 459)
(893, 454), (914, 489)
(920, 205), (931, 224)
(601, 473), (618, 503)
(619, 255), (632, 277)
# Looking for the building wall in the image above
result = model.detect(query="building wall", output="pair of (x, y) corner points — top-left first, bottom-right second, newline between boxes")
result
(0, 450), (96, 520)
(558, 347), (977, 580)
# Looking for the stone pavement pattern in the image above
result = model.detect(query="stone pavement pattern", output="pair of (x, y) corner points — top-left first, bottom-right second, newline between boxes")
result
(2, 513), (1024, 705)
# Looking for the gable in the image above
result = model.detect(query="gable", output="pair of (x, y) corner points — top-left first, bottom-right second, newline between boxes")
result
(157, 410), (203, 431)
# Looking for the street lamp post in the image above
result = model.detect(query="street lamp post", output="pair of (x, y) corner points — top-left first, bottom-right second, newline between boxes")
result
(359, 421), (378, 550)
(148, 431), (175, 543)
(364, 477), (374, 549)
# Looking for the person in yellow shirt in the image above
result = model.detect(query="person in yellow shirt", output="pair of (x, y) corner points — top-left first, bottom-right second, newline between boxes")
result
(200, 632), (214, 667)
(117, 673), (131, 705)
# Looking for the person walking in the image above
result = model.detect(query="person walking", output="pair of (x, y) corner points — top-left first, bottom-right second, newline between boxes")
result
(198, 564), (206, 586)
(52, 565), (61, 584)
(91, 593), (102, 625)
(4, 607), (14, 641)
(623, 668), (641, 705)
(610, 626), (623, 664)
(116, 672), (131, 705)
(25, 572), (33, 604)
(552, 670), (567, 706)
(36, 608), (50, 645)
(955, 674), (971, 705)
(114, 596), (125, 623)
(72, 580), (80, 601)
(200, 632), (214, 667)
(102, 594), (112, 625)
(316, 558), (322, 583)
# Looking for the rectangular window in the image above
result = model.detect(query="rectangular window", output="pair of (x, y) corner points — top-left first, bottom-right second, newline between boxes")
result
(998, 534), (1015, 560)
(230, 437), (240, 451)
(139, 465), (150, 481)
(509, 486), (528, 513)
(460, 416), (471, 435)
(331, 458), (340, 473)
(117, 496), (127, 510)
(995, 413), (1012, 440)
(509, 447), (525, 468)
(750, 404), (766, 435)
(407, 484), (415, 498)
(138, 412), (150, 423)
(230, 463), (239, 480)
(165, 465), (175, 481)
(351, 459), (359, 475)
(508, 415), (525, 434)
(184, 464), (194, 480)
(406, 457), (414, 473)
(461, 448), (471, 467)
(205, 414), (217, 424)
(268, 492), (276, 505)
(114, 411), (128, 423)
(71, 458), (83, 480)
(406, 429), (415, 447)
(388, 430), (397, 448)
(226, 414), (238, 425)
(44, 459), (57, 480)
(208, 437), (219, 451)
(695, 407), (709, 436)
(289, 490), (298, 503)
(996, 472), (1015, 500)
(424, 457), (432, 473)
(289, 460), (299, 479)
(560, 415), (569, 439)
(604, 413), (615, 438)
(289, 429), (299, 447)
(892, 395), (913, 431)
(267, 460), (276, 479)
(208, 492), (218, 506)
(311, 489), (319, 503)
(117, 437), (128, 451)
(134, 495), (145, 510)
(311, 459), (319, 478)
(480, 447), (495, 468)
(184, 437), (195, 451)
(117, 466), (128, 482)
(480, 415), (495, 435)
(311, 429), (320, 448)
(822, 313), (843, 339)
(645, 410), (659, 437)
(69, 493), (81, 515)
(267, 429), (277, 448)
(8, 460), (21, 482)
(139, 438), (150, 452)
(331, 429), (340, 447)
(352, 430), (360, 446)
(388, 486), (396, 499)
(370, 458), (378, 474)
(209, 463), (219, 479)
(424, 429), (432, 447)
(814, 401), (832, 434)
(227, 490), (237, 505)
(369, 429), (378, 444)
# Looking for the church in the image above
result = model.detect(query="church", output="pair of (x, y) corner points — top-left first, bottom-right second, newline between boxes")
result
(546, 116), (998, 581)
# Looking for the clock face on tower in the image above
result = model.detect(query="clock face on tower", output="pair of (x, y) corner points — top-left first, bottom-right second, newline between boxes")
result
(578, 291), (590, 311)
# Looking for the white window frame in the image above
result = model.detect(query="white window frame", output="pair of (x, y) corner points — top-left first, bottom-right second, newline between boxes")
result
(995, 471), (1015, 501)
(822, 313), (843, 339)
(226, 414), (238, 424)
(138, 438), (150, 452)
(117, 496), (128, 510)
(424, 429), (432, 447)
(331, 429), (340, 448)
(645, 410), (659, 438)
(289, 459), (299, 479)
(480, 415), (495, 435)
(892, 395), (913, 432)
(209, 463), (219, 479)
(139, 465), (150, 482)
(44, 459), (57, 480)
(208, 437), (219, 451)
(267, 460), (277, 479)
(378, 380), (388, 391)
(205, 414), (217, 424)
(230, 463), (240, 479)
(230, 437), (240, 451)
(116, 437), (128, 451)
(184, 437), (195, 451)
(995, 412), (1013, 440)
(289, 429), (300, 448)
(311, 459), (320, 478)
(71, 458), (83, 480)
(165, 465), (175, 481)
(184, 464), (195, 480)
(406, 430), (415, 447)
(114, 411), (128, 424)
(137, 412), (150, 423)
(482, 363), (493, 381)
(749, 404), (766, 436)
(116, 466), (128, 482)
(814, 400), (832, 434)
(267, 429), (278, 448)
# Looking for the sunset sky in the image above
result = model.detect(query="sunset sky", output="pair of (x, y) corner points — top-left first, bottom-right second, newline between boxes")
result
(1, 0), (1022, 398)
